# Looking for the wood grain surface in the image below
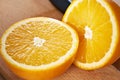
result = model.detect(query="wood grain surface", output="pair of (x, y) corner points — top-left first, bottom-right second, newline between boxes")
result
(0, 0), (120, 80)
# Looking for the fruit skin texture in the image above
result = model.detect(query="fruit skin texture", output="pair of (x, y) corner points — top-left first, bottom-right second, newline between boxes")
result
(0, 17), (79, 80)
(62, 0), (120, 70)
(5, 54), (75, 80)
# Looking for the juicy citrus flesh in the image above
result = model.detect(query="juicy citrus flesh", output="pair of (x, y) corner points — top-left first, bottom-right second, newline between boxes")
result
(63, 0), (120, 70)
(0, 17), (79, 79)
(5, 20), (72, 66)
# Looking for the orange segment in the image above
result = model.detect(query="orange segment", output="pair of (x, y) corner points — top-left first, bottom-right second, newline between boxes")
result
(63, 0), (120, 70)
(0, 17), (79, 80)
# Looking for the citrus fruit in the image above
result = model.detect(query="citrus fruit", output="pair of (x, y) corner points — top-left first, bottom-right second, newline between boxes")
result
(0, 17), (79, 80)
(63, 0), (120, 70)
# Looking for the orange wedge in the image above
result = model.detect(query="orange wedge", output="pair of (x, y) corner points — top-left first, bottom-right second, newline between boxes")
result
(63, 0), (120, 70)
(0, 17), (79, 80)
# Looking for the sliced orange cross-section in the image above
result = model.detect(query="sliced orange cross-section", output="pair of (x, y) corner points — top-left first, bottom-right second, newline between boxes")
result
(63, 0), (120, 70)
(0, 17), (79, 80)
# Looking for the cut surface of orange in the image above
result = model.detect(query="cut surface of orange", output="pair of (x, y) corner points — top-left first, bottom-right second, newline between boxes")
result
(63, 0), (120, 70)
(0, 17), (79, 80)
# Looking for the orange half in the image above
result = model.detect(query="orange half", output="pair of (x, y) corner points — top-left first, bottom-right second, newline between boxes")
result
(63, 0), (120, 70)
(0, 17), (79, 80)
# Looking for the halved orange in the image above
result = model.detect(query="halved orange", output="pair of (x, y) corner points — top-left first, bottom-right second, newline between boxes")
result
(63, 0), (120, 70)
(0, 17), (79, 80)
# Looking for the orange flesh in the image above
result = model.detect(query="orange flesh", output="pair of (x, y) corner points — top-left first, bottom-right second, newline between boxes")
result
(6, 21), (72, 66)
(65, 0), (112, 63)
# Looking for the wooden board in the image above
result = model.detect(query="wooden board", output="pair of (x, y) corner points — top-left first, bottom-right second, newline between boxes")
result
(0, 0), (120, 80)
